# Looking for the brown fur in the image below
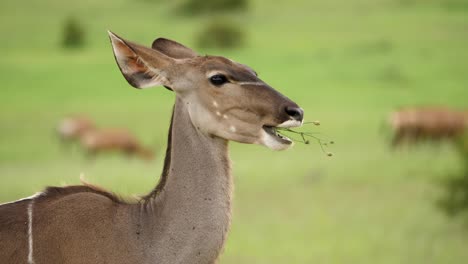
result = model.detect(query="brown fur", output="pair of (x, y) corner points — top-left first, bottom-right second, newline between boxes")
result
(0, 201), (29, 263)
(38, 185), (123, 204)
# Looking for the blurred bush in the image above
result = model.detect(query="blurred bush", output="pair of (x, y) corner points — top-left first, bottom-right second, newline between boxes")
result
(456, 134), (468, 167)
(62, 16), (85, 49)
(196, 19), (245, 49)
(399, 0), (468, 11)
(178, 0), (248, 15)
(177, 0), (250, 49)
(438, 133), (468, 217)
(352, 39), (394, 55)
(377, 65), (409, 84)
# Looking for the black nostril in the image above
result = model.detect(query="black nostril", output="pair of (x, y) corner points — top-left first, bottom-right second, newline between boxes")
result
(285, 106), (304, 121)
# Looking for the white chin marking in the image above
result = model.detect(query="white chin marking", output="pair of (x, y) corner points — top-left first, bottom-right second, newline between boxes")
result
(259, 130), (293, 151)
(277, 119), (302, 128)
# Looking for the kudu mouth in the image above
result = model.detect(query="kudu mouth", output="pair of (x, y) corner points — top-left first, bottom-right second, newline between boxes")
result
(263, 119), (303, 144)
(261, 117), (303, 150)
(254, 92), (304, 150)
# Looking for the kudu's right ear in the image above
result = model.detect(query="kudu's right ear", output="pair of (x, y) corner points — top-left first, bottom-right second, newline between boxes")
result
(108, 31), (174, 89)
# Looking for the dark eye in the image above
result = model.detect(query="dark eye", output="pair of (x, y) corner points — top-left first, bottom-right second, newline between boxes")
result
(209, 74), (228, 86)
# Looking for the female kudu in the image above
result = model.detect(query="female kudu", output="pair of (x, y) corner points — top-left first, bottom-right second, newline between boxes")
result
(0, 31), (304, 264)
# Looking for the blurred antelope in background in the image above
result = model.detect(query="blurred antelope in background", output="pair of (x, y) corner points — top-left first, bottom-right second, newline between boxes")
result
(388, 106), (468, 147)
(81, 127), (154, 160)
(56, 115), (154, 160)
(0, 31), (304, 264)
(56, 114), (95, 145)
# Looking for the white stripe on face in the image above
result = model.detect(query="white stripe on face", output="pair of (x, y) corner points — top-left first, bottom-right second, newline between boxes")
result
(237, 82), (264, 86)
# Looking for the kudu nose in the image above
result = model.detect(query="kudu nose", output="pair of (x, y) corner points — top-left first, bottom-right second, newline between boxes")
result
(285, 106), (304, 122)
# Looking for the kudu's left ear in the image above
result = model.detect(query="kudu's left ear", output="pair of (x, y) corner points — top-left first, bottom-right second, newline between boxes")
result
(108, 31), (174, 89)
(152, 38), (198, 59)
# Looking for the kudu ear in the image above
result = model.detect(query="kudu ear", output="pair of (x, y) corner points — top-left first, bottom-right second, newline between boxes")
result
(152, 38), (198, 59)
(108, 31), (174, 89)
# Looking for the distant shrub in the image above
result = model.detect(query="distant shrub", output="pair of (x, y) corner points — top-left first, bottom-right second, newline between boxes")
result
(398, 0), (468, 11)
(353, 40), (393, 55)
(438, 134), (468, 217)
(442, 0), (468, 11)
(62, 17), (85, 49)
(455, 134), (468, 167)
(196, 19), (245, 49)
(179, 0), (248, 15)
(377, 65), (408, 84)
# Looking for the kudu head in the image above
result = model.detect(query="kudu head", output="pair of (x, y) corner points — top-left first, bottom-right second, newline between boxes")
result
(108, 31), (303, 150)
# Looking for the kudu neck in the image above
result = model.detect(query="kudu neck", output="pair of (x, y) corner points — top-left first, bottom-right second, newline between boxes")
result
(140, 96), (233, 263)
(148, 96), (231, 201)
(162, 96), (231, 199)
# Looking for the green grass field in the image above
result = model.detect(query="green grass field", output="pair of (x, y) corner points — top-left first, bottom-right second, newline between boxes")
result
(1, 0), (468, 263)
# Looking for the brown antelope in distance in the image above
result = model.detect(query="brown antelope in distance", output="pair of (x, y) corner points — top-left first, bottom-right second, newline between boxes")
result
(81, 127), (154, 161)
(0, 31), (304, 264)
(389, 106), (468, 146)
(56, 115), (154, 160)
(56, 114), (95, 144)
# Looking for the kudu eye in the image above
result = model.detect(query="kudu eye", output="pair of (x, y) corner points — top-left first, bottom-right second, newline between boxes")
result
(209, 74), (228, 86)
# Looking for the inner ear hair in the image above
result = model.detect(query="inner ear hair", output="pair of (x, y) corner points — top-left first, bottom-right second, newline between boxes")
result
(108, 31), (173, 89)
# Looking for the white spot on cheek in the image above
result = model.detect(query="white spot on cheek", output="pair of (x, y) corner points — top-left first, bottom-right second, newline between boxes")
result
(229, 125), (237, 132)
(216, 111), (221, 117)
(223, 114), (228, 119)
(213, 101), (218, 108)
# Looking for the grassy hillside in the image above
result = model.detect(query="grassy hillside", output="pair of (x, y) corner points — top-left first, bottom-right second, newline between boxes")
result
(1, 0), (468, 263)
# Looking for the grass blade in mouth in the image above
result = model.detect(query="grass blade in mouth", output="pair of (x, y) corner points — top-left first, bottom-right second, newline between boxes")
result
(276, 121), (334, 156)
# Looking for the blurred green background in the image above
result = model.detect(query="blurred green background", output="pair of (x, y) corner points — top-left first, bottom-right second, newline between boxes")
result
(1, 0), (468, 263)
